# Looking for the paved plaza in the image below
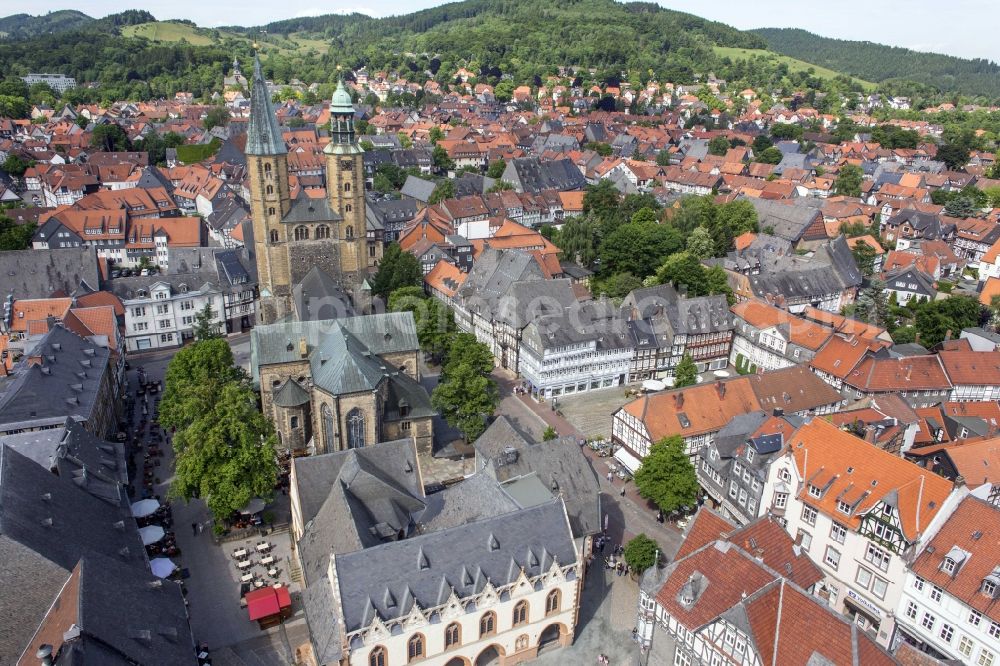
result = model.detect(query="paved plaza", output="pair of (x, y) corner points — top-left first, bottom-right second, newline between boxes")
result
(553, 388), (634, 440)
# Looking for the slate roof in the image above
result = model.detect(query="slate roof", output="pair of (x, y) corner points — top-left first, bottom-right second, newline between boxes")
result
(334, 500), (576, 632)
(245, 55), (287, 156)
(507, 157), (586, 193)
(0, 444), (145, 663)
(0, 247), (101, 300)
(282, 190), (342, 225)
(748, 198), (822, 243)
(454, 248), (546, 312)
(473, 416), (602, 537)
(251, 312), (419, 381)
(0, 325), (111, 431)
(292, 266), (355, 322)
(272, 378), (311, 407)
(401, 175), (437, 202)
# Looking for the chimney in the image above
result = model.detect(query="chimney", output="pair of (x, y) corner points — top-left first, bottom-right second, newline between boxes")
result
(914, 332), (920, 344)
(675, 391), (684, 408)
(298, 336), (307, 359)
(715, 380), (726, 399)
(905, 365), (912, 381)
(36, 645), (53, 666)
(954, 475), (966, 489)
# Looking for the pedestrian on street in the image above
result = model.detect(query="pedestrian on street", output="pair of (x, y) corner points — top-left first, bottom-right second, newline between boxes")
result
(620, 486), (626, 497)
(191, 522), (198, 537)
(606, 471), (613, 482)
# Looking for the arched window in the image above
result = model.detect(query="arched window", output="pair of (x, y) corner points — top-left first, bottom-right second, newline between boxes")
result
(347, 407), (365, 449)
(316, 225), (330, 239)
(322, 403), (335, 451)
(290, 415), (299, 429)
(268, 206), (276, 217)
(270, 229), (279, 243)
(346, 225), (354, 239)
(369, 646), (386, 666)
(264, 163), (272, 179)
(512, 600), (528, 626)
(266, 185), (274, 195)
(294, 226), (309, 241)
(479, 611), (496, 638)
(515, 634), (529, 651)
(345, 203), (353, 213)
(444, 622), (461, 649)
(545, 589), (560, 616)
(344, 182), (351, 192)
(407, 634), (424, 662)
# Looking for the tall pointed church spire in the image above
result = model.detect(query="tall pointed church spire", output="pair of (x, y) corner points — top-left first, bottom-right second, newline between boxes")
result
(246, 54), (286, 156)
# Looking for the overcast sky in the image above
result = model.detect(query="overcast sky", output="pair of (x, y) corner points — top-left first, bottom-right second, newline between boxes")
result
(10, 0), (1000, 63)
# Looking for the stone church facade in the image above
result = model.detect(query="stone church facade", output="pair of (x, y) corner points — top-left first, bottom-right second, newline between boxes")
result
(246, 55), (382, 325)
(251, 313), (434, 459)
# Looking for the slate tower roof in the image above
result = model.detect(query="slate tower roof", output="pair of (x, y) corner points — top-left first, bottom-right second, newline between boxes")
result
(245, 55), (286, 157)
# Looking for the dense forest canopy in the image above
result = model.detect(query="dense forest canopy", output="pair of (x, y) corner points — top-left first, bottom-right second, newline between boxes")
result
(754, 27), (1000, 100)
(0, 1), (997, 104)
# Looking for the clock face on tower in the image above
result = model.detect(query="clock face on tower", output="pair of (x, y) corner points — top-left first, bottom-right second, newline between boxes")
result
(340, 159), (354, 171)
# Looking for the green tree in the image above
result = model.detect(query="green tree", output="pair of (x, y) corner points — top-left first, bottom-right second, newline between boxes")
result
(599, 222), (683, 278)
(686, 226), (715, 258)
(851, 239), (879, 277)
(486, 180), (514, 193)
(397, 132), (413, 149)
(707, 135), (730, 156)
(542, 425), (558, 441)
(428, 126), (444, 144)
(634, 435), (700, 515)
(432, 335), (498, 441)
(854, 276), (888, 327)
(752, 134), (774, 153)
(387, 286), (426, 312)
(594, 272), (643, 299)
(486, 159), (507, 179)
(755, 146), (783, 164)
(0, 95), (30, 119)
(193, 303), (221, 340)
(389, 286), (456, 360)
(203, 106), (230, 131)
(360, 139), (375, 152)
(582, 180), (620, 220)
(623, 534), (660, 574)
(428, 179), (455, 204)
(655, 150), (672, 167)
(432, 144), (454, 171)
(0, 215), (35, 250)
(557, 215), (600, 267)
(372, 243), (423, 299)
(159, 338), (246, 432)
(170, 381), (278, 523)
(915, 295), (983, 347)
(90, 124), (130, 152)
(937, 143), (970, 170)
(770, 122), (803, 141)
(673, 353), (698, 388)
(656, 252), (703, 291)
(1, 154), (33, 178)
(834, 163), (863, 197)
(584, 141), (613, 157)
(944, 196), (975, 218)
(373, 172), (394, 193)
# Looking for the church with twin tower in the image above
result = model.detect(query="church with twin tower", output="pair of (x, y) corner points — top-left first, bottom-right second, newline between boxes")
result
(245, 55), (379, 324)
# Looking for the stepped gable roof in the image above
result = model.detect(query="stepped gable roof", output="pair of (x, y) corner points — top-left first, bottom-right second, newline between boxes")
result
(245, 55), (287, 156)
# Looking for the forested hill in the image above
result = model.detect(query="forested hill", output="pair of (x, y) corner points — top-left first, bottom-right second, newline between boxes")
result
(0, 10), (94, 38)
(753, 27), (1000, 99)
(0, 10), (155, 39)
(228, 0), (769, 81)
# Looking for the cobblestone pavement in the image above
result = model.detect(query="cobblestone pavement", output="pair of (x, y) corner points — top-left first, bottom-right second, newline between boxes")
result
(128, 341), (305, 663)
(532, 564), (650, 666)
(553, 389), (634, 440)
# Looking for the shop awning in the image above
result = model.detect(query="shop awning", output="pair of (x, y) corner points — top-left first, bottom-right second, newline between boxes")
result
(614, 447), (643, 474)
(246, 586), (292, 621)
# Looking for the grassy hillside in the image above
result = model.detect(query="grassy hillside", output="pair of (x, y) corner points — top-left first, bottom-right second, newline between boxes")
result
(123, 21), (329, 55)
(713, 46), (875, 90)
(753, 27), (1000, 99)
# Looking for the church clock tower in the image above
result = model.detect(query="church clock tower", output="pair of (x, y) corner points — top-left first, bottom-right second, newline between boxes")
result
(246, 54), (293, 324)
(323, 80), (372, 291)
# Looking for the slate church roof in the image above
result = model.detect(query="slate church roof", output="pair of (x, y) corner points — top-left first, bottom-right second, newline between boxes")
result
(245, 55), (287, 157)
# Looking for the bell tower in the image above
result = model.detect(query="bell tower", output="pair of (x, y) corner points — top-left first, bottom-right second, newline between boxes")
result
(246, 54), (293, 324)
(324, 79), (372, 294)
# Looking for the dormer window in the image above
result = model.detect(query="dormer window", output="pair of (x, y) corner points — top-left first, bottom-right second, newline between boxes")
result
(983, 569), (1000, 598)
(942, 547), (968, 577)
(836, 500), (853, 515)
(808, 484), (823, 499)
(746, 448), (755, 463)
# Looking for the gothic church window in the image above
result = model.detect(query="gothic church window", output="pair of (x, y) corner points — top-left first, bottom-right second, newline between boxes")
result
(347, 408), (365, 449)
(270, 230), (278, 243)
(266, 185), (274, 195)
(316, 225), (330, 239)
(294, 226), (309, 241)
(346, 226), (354, 239)
(264, 163), (272, 179)
(322, 403), (334, 449)
(345, 204), (352, 213)
(344, 182), (351, 192)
